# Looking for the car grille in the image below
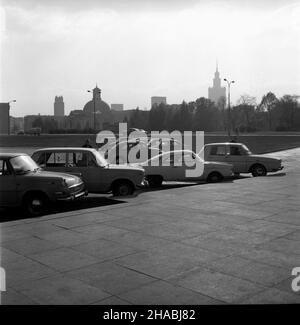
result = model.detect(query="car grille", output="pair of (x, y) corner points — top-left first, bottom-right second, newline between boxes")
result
(69, 182), (85, 194)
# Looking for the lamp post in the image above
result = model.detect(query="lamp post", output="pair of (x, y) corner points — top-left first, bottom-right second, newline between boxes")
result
(8, 100), (16, 135)
(87, 89), (101, 133)
(223, 79), (235, 137)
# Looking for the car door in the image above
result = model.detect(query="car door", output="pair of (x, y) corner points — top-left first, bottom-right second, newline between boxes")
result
(161, 153), (185, 181)
(66, 151), (105, 193)
(0, 159), (17, 206)
(225, 145), (247, 173)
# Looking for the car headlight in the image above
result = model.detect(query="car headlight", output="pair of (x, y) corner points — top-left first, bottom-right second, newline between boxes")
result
(61, 179), (68, 188)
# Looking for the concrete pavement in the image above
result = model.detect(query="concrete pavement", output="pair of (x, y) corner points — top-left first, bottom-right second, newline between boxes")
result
(1, 148), (300, 304)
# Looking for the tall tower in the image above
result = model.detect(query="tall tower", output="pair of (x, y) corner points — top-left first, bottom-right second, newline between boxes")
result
(54, 96), (65, 116)
(208, 64), (226, 106)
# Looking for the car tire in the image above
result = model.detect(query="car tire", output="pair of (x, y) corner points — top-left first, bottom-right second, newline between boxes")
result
(147, 175), (163, 187)
(23, 192), (49, 217)
(206, 172), (223, 183)
(112, 180), (134, 196)
(251, 164), (267, 177)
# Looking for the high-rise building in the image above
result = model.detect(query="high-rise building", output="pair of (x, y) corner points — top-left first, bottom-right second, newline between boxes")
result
(151, 96), (167, 107)
(208, 65), (226, 105)
(0, 103), (10, 134)
(54, 96), (65, 116)
(111, 104), (124, 111)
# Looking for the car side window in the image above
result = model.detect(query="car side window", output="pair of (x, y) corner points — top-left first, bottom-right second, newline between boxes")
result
(70, 152), (97, 167)
(45, 152), (67, 167)
(0, 159), (11, 176)
(210, 145), (226, 156)
(230, 146), (242, 156)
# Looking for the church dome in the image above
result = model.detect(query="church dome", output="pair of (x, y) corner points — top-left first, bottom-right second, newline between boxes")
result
(83, 85), (111, 114)
(83, 100), (110, 114)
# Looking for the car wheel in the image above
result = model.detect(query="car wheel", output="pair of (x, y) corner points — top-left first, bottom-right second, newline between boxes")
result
(23, 192), (49, 217)
(207, 172), (223, 183)
(147, 175), (163, 187)
(251, 164), (267, 177)
(112, 181), (134, 196)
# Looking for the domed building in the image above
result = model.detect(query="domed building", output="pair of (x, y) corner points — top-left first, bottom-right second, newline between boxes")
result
(83, 85), (111, 114)
(82, 85), (113, 130)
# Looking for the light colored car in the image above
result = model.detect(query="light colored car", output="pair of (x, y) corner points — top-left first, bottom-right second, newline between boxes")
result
(135, 150), (233, 187)
(101, 140), (161, 164)
(0, 153), (87, 216)
(31, 148), (145, 196)
(199, 142), (284, 176)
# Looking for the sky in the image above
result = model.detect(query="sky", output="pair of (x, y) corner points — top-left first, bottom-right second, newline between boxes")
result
(0, 0), (299, 117)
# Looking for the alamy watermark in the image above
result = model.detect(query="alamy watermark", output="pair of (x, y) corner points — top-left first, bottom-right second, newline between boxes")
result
(96, 123), (204, 178)
(291, 267), (300, 293)
(0, 267), (6, 292)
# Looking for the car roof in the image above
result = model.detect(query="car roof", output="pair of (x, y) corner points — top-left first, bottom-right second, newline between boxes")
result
(32, 147), (98, 153)
(205, 142), (244, 146)
(0, 153), (28, 159)
(148, 149), (195, 160)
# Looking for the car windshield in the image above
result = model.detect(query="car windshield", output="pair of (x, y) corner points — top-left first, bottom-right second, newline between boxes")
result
(10, 155), (40, 174)
(94, 150), (108, 167)
(241, 145), (252, 155)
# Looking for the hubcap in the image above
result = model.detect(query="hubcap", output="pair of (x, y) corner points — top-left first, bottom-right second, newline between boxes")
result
(256, 167), (264, 175)
(119, 185), (129, 196)
(30, 198), (43, 213)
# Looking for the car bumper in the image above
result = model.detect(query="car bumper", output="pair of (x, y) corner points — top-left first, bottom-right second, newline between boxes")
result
(56, 190), (88, 201)
(271, 166), (284, 172)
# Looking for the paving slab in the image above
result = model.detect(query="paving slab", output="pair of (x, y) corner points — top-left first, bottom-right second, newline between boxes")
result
(1, 147), (300, 304)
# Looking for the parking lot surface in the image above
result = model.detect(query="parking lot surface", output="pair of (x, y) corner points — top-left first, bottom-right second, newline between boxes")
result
(1, 148), (300, 304)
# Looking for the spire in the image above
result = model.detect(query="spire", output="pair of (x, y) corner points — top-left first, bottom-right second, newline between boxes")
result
(216, 59), (218, 72)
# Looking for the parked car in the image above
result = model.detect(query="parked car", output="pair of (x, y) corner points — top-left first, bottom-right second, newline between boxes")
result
(101, 140), (161, 164)
(31, 148), (145, 196)
(135, 150), (233, 187)
(0, 153), (87, 216)
(199, 142), (284, 176)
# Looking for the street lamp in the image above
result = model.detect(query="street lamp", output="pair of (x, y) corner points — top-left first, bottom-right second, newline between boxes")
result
(87, 89), (101, 133)
(223, 79), (235, 137)
(8, 100), (16, 135)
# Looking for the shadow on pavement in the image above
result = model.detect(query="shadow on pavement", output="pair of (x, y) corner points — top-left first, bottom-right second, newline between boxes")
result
(266, 172), (286, 177)
(141, 178), (235, 193)
(0, 196), (125, 223)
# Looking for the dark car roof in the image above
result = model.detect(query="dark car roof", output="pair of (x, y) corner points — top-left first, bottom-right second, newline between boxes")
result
(0, 153), (28, 159)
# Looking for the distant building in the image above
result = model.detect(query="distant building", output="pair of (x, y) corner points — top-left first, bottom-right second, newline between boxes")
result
(10, 117), (24, 133)
(24, 84), (139, 133)
(111, 104), (124, 111)
(208, 64), (226, 105)
(0, 103), (10, 134)
(54, 96), (65, 116)
(151, 96), (167, 107)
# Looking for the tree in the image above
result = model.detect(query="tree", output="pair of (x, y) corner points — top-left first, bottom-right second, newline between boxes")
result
(236, 94), (257, 132)
(259, 92), (278, 130)
(276, 95), (299, 130)
(149, 103), (167, 131)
